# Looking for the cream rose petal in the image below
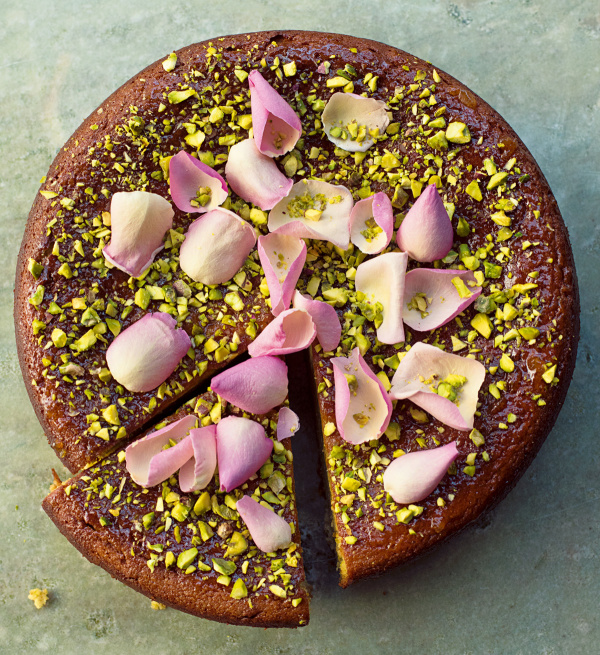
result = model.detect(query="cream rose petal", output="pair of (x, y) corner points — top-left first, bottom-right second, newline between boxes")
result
(179, 208), (256, 284)
(276, 407), (300, 442)
(125, 415), (197, 487)
(350, 192), (394, 254)
(248, 70), (302, 157)
(258, 233), (307, 316)
(169, 150), (228, 213)
(247, 308), (316, 357)
(236, 495), (292, 552)
(106, 312), (192, 392)
(396, 184), (453, 262)
(179, 426), (217, 492)
(355, 252), (408, 344)
(225, 138), (293, 210)
(292, 290), (341, 352)
(268, 179), (354, 249)
(322, 92), (390, 152)
(103, 191), (174, 278)
(383, 441), (459, 504)
(332, 347), (392, 444)
(403, 268), (482, 332)
(389, 342), (486, 431)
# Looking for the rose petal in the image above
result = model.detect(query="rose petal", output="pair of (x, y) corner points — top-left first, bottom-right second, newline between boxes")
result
(268, 179), (354, 248)
(403, 268), (482, 332)
(258, 233), (306, 316)
(248, 70), (302, 157)
(179, 208), (256, 284)
(236, 495), (292, 552)
(179, 426), (217, 492)
(247, 308), (316, 357)
(210, 356), (288, 414)
(350, 192), (394, 254)
(396, 184), (453, 262)
(125, 415), (197, 487)
(216, 416), (273, 492)
(106, 312), (192, 392)
(389, 342), (486, 430)
(331, 347), (392, 444)
(169, 150), (228, 214)
(225, 138), (293, 210)
(322, 93), (389, 152)
(355, 252), (408, 344)
(383, 441), (459, 504)
(292, 291), (341, 352)
(103, 191), (174, 278)
(277, 407), (300, 442)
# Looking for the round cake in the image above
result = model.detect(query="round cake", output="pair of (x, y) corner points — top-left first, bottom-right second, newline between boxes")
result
(15, 31), (579, 626)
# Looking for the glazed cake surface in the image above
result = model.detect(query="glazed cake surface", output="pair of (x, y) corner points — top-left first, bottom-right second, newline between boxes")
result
(15, 30), (578, 606)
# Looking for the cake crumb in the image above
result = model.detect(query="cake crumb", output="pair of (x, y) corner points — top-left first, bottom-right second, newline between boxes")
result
(28, 588), (49, 609)
(151, 601), (166, 610)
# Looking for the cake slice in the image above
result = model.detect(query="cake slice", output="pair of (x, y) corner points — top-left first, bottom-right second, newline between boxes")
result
(42, 390), (309, 627)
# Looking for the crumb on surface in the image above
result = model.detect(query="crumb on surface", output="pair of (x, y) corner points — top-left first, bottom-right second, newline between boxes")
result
(151, 601), (166, 610)
(28, 588), (49, 609)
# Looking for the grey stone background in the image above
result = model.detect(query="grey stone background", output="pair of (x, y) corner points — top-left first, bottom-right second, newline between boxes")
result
(1, 1), (598, 653)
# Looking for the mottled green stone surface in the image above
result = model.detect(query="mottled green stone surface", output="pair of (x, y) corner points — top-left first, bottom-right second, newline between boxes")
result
(1, 1), (598, 653)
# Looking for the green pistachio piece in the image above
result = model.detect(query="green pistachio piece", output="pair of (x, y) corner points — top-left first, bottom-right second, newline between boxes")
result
(426, 130), (448, 151)
(29, 285), (45, 306)
(487, 172), (509, 190)
(28, 259), (44, 279)
(470, 313), (493, 339)
(212, 558), (236, 576)
(51, 328), (67, 348)
(162, 52), (177, 72)
(224, 532), (248, 558)
(176, 548), (198, 569)
(168, 88), (196, 104)
(102, 405), (120, 426)
(465, 180), (482, 202)
(230, 578), (248, 599)
(71, 329), (97, 352)
(446, 122), (471, 144)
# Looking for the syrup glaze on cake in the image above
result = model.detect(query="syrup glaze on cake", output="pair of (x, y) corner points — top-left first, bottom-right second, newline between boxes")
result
(15, 31), (578, 601)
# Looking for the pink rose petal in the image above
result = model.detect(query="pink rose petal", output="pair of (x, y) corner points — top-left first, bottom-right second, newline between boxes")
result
(225, 138), (293, 210)
(103, 191), (174, 278)
(236, 495), (292, 552)
(268, 179), (354, 249)
(125, 415), (197, 487)
(389, 342), (486, 431)
(210, 356), (288, 415)
(383, 441), (459, 504)
(247, 308), (316, 357)
(403, 268), (482, 332)
(258, 233), (307, 316)
(396, 184), (453, 262)
(322, 93), (389, 152)
(350, 192), (394, 254)
(169, 150), (228, 214)
(292, 291), (341, 352)
(277, 407), (300, 442)
(332, 347), (392, 444)
(249, 70), (302, 157)
(179, 208), (256, 284)
(355, 252), (408, 344)
(179, 426), (217, 492)
(106, 312), (192, 392)
(216, 416), (273, 492)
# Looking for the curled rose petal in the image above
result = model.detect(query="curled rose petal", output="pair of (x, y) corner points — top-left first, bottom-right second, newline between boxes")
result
(396, 184), (453, 262)
(247, 308), (316, 357)
(248, 70), (302, 157)
(106, 312), (191, 392)
(403, 268), (482, 332)
(225, 138), (293, 210)
(355, 252), (408, 344)
(322, 93), (389, 152)
(125, 415), (197, 487)
(103, 191), (174, 278)
(210, 356), (288, 415)
(350, 192), (394, 254)
(268, 179), (354, 248)
(292, 291), (341, 352)
(389, 342), (486, 431)
(169, 150), (228, 214)
(179, 208), (256, 284)
(179, 426), (217, 492)
(383, 441), (459, 504)
(216, 416), (273, 492)
(277, 407), (300, 442)
(332, 347), (392, 444)
(258, 233), (306, 316)
(236, 495), (292, 552)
